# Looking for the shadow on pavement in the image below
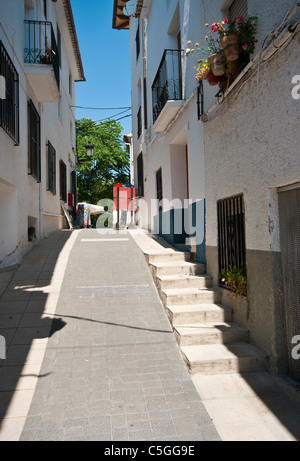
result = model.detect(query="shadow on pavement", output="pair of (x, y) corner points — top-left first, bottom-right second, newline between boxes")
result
(0, 231), (72, 430)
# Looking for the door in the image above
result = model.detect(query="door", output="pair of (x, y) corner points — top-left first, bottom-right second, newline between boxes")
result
(278, 185), (300, 382)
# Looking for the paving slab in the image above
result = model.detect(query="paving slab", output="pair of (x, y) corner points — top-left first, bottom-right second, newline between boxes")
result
(1, 229), (219, 441)
(1, 228), (300, 441)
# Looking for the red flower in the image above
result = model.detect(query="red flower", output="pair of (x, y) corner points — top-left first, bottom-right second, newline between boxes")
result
(224, 18), (228, 24)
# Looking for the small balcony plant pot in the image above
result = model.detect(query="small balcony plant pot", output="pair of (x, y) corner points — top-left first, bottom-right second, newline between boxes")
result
(220, 34), (240, 61)
(206, 70), (219, 86)
(208, 52), (225, 76)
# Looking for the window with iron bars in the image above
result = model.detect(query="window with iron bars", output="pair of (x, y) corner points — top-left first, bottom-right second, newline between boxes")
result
(28, 100), (41, 182)
(0, 41), (20, 145)
(59, 160), (67, 202)
(47, 141), (56, 195)
(137, 153), (144, 197)
(217, 194), (246, 283)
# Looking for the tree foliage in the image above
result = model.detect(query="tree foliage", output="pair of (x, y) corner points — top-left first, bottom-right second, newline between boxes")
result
(76, 118), (130, 205)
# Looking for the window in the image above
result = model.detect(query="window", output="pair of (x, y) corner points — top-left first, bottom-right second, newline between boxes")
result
(156, 168), (163, 212)
(229, 0), (248, 20)
(217, 194), (246, 276)
(43, 0), (47, 19)
(143, 77), (147, 129)
(57, 25), (61, 68)
(0, 41), (20, 145)
(28, 100), (41, 182)
(136, 23), (140, 61)
(137, 153), (144, 197)
(58, 95), (62, 119)
(47, 141), (56, 195)
(59, 160), (67, 202)
(69, 72), (72, 97)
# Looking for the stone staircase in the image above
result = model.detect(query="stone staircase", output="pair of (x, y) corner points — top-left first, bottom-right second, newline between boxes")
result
(144, 246), (267, 376)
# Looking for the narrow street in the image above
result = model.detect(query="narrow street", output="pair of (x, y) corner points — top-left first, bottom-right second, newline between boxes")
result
(0, 229), (300, 441)
(0, 229), (220, 441)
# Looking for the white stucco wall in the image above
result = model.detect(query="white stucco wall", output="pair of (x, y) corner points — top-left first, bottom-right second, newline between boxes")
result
(131, 0), (207, 233)
(204, 24), (300, 252)
(0, 0), (80, 268)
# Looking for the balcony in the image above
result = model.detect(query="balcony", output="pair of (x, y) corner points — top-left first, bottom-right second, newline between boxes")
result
(24, 20), (60, 102)
(152, 49), (185, 132)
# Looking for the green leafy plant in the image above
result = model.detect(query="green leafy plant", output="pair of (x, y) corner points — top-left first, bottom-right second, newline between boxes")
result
(219, 266), (247, 298)
(211, 16), (258, 54)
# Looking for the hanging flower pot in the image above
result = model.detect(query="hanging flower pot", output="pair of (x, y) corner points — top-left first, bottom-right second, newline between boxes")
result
(220, 34), (240, 61)
(208, 52), (225, 76)
(206, 70), (219, 86)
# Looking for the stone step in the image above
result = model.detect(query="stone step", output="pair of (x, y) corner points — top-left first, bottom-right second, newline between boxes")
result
(166, 304), (232, 325)
(174, 322), (249, 346)
(161, 287), (222, 306)
(145, 251), (191, 264)
(156, 274), (213, 291)
(181, 343), (267, 375)
(150, 261), (205, 277)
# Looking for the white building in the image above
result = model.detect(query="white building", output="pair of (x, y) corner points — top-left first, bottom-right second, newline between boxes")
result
(114, 0), (207, 263)
(0, 0), (85, 269)
(114, 0), (300, 383)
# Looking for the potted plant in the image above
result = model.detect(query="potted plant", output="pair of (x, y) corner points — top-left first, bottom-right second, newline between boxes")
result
(211, 19), (240, 61)
(212, 16), (258, 62)
(219, 266), (247, 298)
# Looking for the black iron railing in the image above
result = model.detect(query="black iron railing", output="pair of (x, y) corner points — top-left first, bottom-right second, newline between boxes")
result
(0, 41), (20, 145)
(217, 194), (246, 275)
(152, 49), (184, 124)
(24, 20), (60, 91)
(137, 106), (142, 138)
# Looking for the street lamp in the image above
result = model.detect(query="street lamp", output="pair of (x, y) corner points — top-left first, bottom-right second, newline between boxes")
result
(85, 141), (94, 158)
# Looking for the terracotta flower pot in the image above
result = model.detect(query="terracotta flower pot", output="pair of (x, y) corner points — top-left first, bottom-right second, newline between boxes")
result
(208, 52), (225, 76)
(220, 34), (240, 61)
(206, 70), (219, 86)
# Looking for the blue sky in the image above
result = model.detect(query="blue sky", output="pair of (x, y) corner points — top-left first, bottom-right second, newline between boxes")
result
(71, 0), (132, 136)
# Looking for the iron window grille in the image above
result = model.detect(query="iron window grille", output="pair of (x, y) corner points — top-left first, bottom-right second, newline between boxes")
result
(197, 81), (204, 120)
(0, 41), (20, 145)
(28, 100), (41, 182)
(156, 168), (163, 212)
(152, 49), (184, 124)
(24, 20), (60, 91)
(217, 194), (246, 279)
(137, 106), (142, 139)
(136, 23), (140, 61)
(47, 141), (56, 195)
(59, 160), (67, 202)
(137, 153), (144, 197)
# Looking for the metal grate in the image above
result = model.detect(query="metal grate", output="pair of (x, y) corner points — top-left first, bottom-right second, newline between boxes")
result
(47, 141), (56, 195)
(0, 41), (19, 145)
(59, 160), (67, 202)
(137, 153), (144, 197)
(218, 194), (246, 274)
(137, 106), (142, 139)
(28, 100), (41, 182)
(278, 186), (300, 382)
